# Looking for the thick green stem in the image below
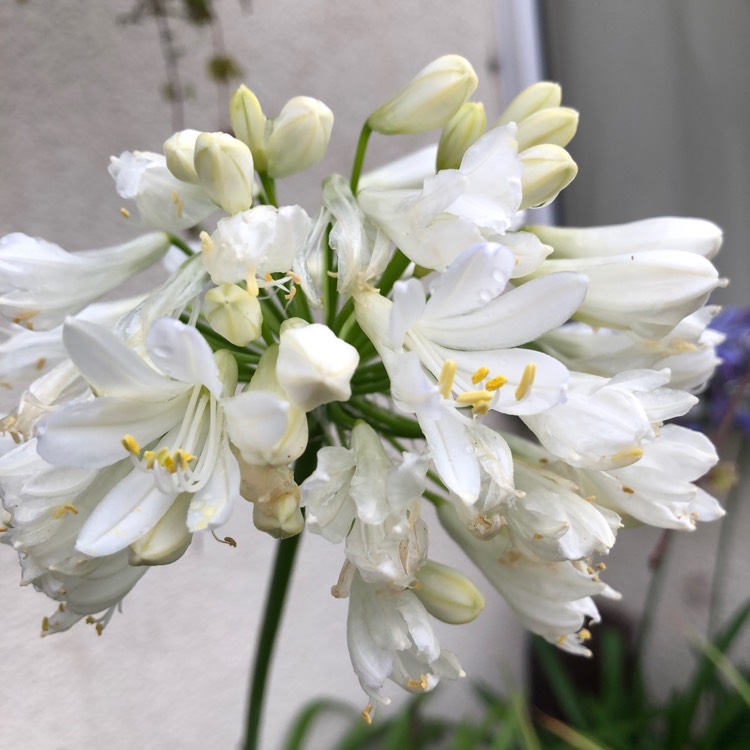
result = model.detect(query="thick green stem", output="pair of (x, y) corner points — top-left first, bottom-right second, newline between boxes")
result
(349, 123), (372, 195)
(377, 249), (411, 297)
(349, 397), (422, 438)
(242, 433), (321, 750)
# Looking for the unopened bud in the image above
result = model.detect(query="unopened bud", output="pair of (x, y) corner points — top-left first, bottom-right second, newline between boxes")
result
(129, 494), (192, 566)
(194, 132), (255, 215)
(436, 102), (486, 170)
(163, 129), (202, 183)
(253, 491), (304, 538)
(368, 55), (478, 135)
(414, 560), (485, 624)
(204, 283), (263, 346)
(515, 107), (579, 151)
(276, 320), (359, 411)
(240, 463), (305, 538)
(266, 96), (334, 178)
(519, 144), (578, 209)
(230, 85), (269, 172)
(496, 81), (562, 126)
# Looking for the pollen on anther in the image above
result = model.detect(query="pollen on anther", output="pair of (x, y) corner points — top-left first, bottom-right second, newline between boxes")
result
(95, 623), (104, 636)
(53, 504), (79, 519)
(514, 363), (536, 401)
(35, 357), (46, 371)
(41, 616), (49, 634)
(121, 434), (141, 455)
(438, 359), (457, 399)
(486, 375), (508, 391)
(579, 628), (592, 641)
(119, 207), (131, 219)
(622, 485), (635, 494)
(361, 704), (373, 725)
(471, 366), (490, 385)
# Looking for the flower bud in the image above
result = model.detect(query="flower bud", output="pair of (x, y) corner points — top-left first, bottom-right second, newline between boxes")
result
(276, 320), (360, 411)
(163, 129), (202, 183)
(128, 494), (192, 566)
(193, 132), (255, 215)
(230, 84), (269, 172)
(496, 81), (562, 126)
(368, 55), (478, 135)
(203, 283), (263, 346)
(266, 96), (334, 178)
(240, 464), (304, 539)
(519, 144), (578, 209)
(414, 560), (485, 624)
(436, 102), (486, 171)
(253, 491), (305, 538)
(515, 107), (579, 152)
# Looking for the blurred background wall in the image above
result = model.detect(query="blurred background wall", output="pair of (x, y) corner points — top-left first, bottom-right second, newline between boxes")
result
(1, 1), (747, 748)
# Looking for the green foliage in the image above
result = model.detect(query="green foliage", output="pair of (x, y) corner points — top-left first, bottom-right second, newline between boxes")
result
(284, 603), (750, 749)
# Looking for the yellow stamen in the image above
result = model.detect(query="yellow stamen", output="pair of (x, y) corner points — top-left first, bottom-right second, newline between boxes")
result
(406, 674), (429, 690)
(95, 623), (104, 636)
(41, 616), (49, 634)
(121, 434), (141, 455)
(163, 454), (177, 474)
(514, 363), (536, 401)
(284, 285), (297, 302)
(120, 207), (131, 219)
(58, 603), (66, 612)
(622, 485), (635, 494)
(438, 359), (457, 399)
(597, 563), (607, 571)
(264, 272), (273, 282)
(533, 533), (543, 540)
(171, 190), (184, 219)
(174, 449), (196, 471)
(35, 357), (46, 371)
(85, 616), (96, 625)
(246, 274), (259, 297)
(143, 450), (156, 469)
(200, 231), (213, 255)
(486, 375), (508, 391)
(456, 389), (493, 407)
(362, 704), (373, 725)
(471, 366), (490, 385)
(579, 628), (592, 641)
(0, 527), (8, 533)
(585, 495), (596, 502)
(53, 504), (79, 519)
(612, 447), (644, 464)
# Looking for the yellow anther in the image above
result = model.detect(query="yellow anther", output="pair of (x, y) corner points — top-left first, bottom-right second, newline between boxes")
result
(533, 533), (543, 540)
(200, 231), (213, 255)
(361, 704), (373, 725)
(471, 366), (490, 384)
(514, 363), (536, 401)
(223, 536), (237, 548)
(612, 447), (644, 464)
(284, 284), (297, 302)
(95, 623), (104, 636)
(585, 495), (596, 503)
(622, 485), (635, 494)
(471, 399), (493, 416)
(35, 357), (46, 371)
(0, 527), (8, 533)
(486, 375), (508, 391)
(174, 449), (196, 471)
(438, 359), (457, 399)
(121, 434), (141, 455)
(163, 454), (177, 474)
(288, 271), (302, 285)
(264, 272), (273, 282)
(171, 190), (184, 219)
(406, 674), (429, 690)
(556, 635), (567, 645)
(143, 450), (156, 469)
(586, 565), (595, 575)
(41, 616), (49, 634)
(85, 616), (96, 625)
(12, 309), (38, 324)
(53, 504), (79, 519)
(58, 603), (66, 612)
(579, 628), (592, 641)
(597, 563), (606, 571)
(119, 207), (131, 219)
(246, 274), (259, 297)
(456, 389), (493, 407)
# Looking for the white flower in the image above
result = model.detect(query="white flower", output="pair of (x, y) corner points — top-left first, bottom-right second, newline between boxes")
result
(572, 424), (724, 530)
(346, 573), (464, 709)
(276, 321), (360, 412)
(35, 318), (248, 554)
(193, 132), (255, 215)
(201, 205), (311, 285)
(439, 502), (619, 656)
(356, 242), (587, 416)
(0, 232), (169, 330)
(109, 151), (216, 230)
(527, 249), (725, 339)
(358, 126), (523, 270)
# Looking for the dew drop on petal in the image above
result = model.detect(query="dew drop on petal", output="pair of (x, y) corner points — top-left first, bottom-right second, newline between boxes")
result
(478, 289), (492, 304)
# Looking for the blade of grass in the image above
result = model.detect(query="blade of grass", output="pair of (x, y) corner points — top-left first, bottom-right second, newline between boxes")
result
(282, 699), (354, 750)
(537, 712), (614, 750)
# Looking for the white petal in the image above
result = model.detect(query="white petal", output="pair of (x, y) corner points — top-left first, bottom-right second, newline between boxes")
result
(186, 440), (240, 531)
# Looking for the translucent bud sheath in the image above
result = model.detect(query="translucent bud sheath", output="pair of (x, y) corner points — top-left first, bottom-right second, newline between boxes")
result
(367, 55), (478, 135)
(194, 132), (255, 215)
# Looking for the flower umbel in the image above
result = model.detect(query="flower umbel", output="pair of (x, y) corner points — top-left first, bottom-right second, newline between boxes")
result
(0, 56), (726, 727)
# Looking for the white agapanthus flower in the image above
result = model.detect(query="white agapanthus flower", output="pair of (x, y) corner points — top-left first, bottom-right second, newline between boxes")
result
(1, 59), (728, 727)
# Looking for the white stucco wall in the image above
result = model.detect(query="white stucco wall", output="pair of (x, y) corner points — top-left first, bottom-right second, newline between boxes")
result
(0, 3), (530, 749)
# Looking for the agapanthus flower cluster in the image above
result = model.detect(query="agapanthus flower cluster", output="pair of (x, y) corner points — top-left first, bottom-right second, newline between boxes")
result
(0, 55), (727, 713)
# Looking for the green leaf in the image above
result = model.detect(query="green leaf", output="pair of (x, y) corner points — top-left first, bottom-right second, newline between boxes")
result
(282, 699), (354, 750)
